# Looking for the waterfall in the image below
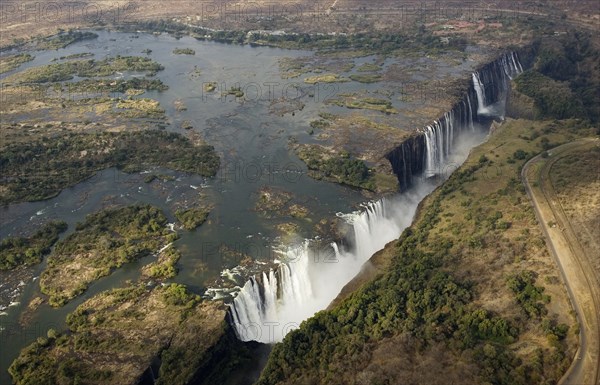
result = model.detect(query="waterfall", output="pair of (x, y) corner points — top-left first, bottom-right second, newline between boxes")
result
(502, 51), (523, 79)
(424, 51), (522, 178)
(391, 51), (524, 186)
(472, 51), (523, 117)
(514, 52), (524, 73)
(229, 196), (423, 343)
(472, 72), (488, 115)
(229, 51), (525, 344)
(424, 123), (441, 177)
(423, 109), (464, 177)
(466, 93), (474, 131)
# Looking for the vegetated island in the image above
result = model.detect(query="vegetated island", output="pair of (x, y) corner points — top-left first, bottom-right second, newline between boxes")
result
(3, 56), (164, 84)
(39, 204), (178, 306)
(0, 130), (220, 205)
(173, 47), (196, 55)
(9, 283), (246, 385)
(175, 206), (211, 231)
(141, 244), (182, 280)
(0, 221), (67, 270)
(0, 54), (34, 74)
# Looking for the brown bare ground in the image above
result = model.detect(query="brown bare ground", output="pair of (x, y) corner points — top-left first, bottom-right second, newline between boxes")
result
(551, 146), (600, 278)
(1, 1), (598, 49)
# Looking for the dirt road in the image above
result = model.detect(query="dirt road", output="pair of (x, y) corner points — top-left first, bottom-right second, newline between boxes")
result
(522, 138), (600, 385)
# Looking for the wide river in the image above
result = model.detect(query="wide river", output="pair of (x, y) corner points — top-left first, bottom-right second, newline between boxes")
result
(0, 30), (483, 383)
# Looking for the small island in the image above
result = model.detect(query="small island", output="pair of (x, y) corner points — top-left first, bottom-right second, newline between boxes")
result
(173, 48), (196, 55)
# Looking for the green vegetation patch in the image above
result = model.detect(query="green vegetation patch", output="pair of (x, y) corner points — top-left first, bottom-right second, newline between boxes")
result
(39, 205), (177, 306)
(515, 32), (599, 122)
(252, 187), (310, 220)
(9, 283), (228, 385)
(349, 73), (382, 83)
(175, 207), (210, 231)
(514, 70), (585, 120)
(221, 86), (244, 98)
(142, 245), (181, 280)
(309, 113), (337, 132)
(507, 270), (550, 318)
(0, 54), (34, 74)
(356, 63), (381, 72)
(0, 130), (220, 205)
(329, 96), (397, 114)
(304, 74), (349, 84)
(309, 119), (330, 131)
(173, 48), (196, 55)
(56, 52), (94, 60)
(203, 82), (217, 92)
(128, 20), (459, 55)
(295, 145), (375, 191)
(34, 31), (98, 50)
(143, 173), (176, 184)
(62, 77), (168, 94)
(0, 221), (67, 270)
(4, 56), (164, 84)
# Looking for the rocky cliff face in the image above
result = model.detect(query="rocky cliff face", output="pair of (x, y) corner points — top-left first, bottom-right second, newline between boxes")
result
(385, 134), (426, 191)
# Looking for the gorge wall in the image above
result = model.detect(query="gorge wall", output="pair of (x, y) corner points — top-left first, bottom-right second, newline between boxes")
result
(386, 50), (526, 191)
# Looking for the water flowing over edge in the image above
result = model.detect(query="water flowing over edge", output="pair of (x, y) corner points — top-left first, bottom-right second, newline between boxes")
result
(424, 51), (523, 176)
(228, 51), (523, 343)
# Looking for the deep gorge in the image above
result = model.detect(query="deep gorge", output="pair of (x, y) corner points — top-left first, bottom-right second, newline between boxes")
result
(228, 49), (527, 346)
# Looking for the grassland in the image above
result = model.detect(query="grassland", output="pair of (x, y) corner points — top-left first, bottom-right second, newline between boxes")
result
(9, 283), (231, 385)
(550, 145), (600, 274)
(39, 205), (178, 306)
(0, 221), (67, 270)
(258, 117), (593, 385)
